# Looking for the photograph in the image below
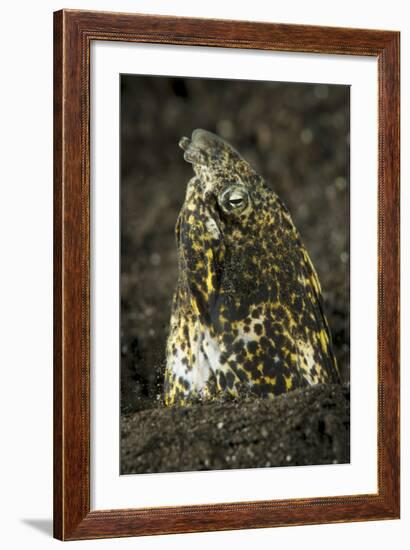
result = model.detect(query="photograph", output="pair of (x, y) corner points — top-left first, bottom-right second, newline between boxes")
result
(120, 74), (350, 475)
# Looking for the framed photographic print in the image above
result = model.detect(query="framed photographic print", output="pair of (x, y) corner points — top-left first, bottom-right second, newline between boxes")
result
(54, 9), (400, 540)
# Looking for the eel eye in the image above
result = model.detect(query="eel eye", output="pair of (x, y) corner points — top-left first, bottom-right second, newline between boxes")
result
(219, 186), (250, 213)
(228, 195), (244, 207)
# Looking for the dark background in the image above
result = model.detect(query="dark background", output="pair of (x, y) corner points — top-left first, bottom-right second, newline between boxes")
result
(120, 75), (350, 414)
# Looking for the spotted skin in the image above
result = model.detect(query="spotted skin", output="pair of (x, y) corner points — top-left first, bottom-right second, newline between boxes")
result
(164, 129), (340, 406)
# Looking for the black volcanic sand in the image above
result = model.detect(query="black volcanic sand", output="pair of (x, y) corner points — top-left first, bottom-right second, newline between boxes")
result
(120, 76), (350, 473)
(121, 384), (350, 474)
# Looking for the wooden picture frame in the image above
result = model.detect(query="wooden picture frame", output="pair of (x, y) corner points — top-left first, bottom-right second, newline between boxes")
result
(53, 9), (400, 540)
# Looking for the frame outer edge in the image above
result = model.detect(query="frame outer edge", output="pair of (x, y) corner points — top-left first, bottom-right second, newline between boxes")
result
(379, 32), (400, 517)
(54, 9), (91, 540)
(53, 9), (64, 541)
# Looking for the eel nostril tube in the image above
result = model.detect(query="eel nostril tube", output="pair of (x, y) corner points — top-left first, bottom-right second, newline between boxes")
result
(179, 136), (191, 151)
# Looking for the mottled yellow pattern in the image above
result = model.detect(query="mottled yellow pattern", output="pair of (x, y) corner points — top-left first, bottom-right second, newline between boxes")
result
(164, 129), (339, 406)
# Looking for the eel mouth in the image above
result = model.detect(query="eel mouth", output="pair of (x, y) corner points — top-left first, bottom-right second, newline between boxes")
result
(178, 136), (205, 165)
(179, 129), (240, 166)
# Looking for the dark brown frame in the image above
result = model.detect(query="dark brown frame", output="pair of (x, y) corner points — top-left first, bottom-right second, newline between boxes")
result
(54, 9), (400, 541)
